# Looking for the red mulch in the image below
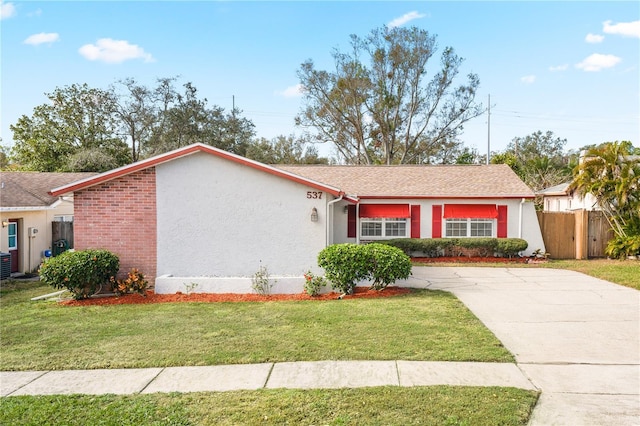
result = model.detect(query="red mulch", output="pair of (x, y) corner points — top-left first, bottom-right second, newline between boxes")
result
(61, 286), (413, 306)
(61, 256), (537, 306)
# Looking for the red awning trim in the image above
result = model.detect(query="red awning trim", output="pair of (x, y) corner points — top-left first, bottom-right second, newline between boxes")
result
(443, 204), (498, 219)
(359, 204), (410, 218)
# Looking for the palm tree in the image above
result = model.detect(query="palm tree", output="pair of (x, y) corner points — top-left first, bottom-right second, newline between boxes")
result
(569, 141), (640, 257)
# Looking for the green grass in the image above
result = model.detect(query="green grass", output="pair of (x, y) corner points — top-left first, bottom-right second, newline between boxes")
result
(541, 259), (640, 290)
(0, 386), (539, 426)
(0, 282), (512, 371)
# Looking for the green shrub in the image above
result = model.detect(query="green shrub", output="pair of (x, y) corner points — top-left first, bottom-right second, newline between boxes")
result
(318, 244), (371, 295)
(318, 243), (412, 294)
(383, 238), (528, 258)
(496, 238), (528, 258)
(606, 234), (640, 259)
(365, 244), (412, 290)
(39, 249), (119, 300)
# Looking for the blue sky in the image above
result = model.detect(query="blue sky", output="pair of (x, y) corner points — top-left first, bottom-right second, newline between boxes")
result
(1, 1), (638, 158)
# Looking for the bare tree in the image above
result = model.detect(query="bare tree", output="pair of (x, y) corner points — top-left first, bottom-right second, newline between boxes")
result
(296, 26), (483, 164)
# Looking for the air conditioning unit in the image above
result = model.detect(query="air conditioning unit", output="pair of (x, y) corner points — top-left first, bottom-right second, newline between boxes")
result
(28, 227), (39, 237)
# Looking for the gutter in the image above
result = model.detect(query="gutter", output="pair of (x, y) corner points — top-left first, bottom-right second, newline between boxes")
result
(519, 198), (525, 238)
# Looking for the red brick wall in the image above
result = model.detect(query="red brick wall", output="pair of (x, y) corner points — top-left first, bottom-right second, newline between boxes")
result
(74, 168), (157, 285)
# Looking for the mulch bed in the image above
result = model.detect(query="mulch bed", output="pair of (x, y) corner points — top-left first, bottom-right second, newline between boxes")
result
(61, 256), (540, 306)
(61, 286), (413, 306)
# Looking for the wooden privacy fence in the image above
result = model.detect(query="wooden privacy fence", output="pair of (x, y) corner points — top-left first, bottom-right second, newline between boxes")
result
(536, 210), (614, 259)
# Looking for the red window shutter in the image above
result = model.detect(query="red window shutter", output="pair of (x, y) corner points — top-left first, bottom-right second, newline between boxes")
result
(347, 205), (356, 238)
(411, 205), (421, 238)
(432, 205), (442, 238)
(358, 204), (410, 218)
(497, 205), (508, 237)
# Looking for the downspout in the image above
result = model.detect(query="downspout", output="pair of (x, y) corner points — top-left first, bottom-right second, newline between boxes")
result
(355, 202), (360, 245)
(518, 198), (525, 238)
(326, 194), (343, 246)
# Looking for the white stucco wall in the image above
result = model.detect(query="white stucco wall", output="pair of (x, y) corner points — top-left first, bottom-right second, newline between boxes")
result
(155, 152), (330, 283)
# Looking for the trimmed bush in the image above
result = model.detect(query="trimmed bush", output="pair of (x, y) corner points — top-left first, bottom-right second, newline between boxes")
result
(383, 238), (528, 258)
(496, 238), (528, 258)
(365, 243), (412, 290)
(39, 249), (119, 300)
(318, 243), (412, 294)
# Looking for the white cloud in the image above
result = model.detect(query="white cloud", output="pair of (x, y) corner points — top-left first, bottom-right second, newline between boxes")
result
(1, 1), (16, 19)
(23, 32), (60, 45)
(520, 75), (536, 84)
(276, 84), (303, 98)
(78, 38), (154, 63)
(575, 53), (621, 72)
(585, 33), (604, 43)
(548, 64), (569, 72)
(603, 20), (640, 38)
(387, 11), (427, 28)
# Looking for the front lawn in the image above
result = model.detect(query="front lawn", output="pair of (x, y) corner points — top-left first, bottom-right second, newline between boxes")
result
(0, 281), (512, 371)
(0, 386), (539, 426)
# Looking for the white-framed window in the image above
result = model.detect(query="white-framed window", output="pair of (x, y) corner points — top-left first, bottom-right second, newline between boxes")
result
(360, 217), (408, 239)
(445, 218), (494, 238)
(7, 222), (17, 250)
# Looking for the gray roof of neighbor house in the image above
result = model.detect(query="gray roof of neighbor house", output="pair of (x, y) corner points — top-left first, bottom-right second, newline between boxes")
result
(277, 163), (535, 199)
(536, 183), (571, 196)
(1, 172), (96, 209)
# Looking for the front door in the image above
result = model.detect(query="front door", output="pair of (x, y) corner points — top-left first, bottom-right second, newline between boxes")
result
(7, 220), (19, 273)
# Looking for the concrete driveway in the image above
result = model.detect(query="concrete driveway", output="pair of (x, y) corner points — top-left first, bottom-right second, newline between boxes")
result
(405, 266), (640, 426)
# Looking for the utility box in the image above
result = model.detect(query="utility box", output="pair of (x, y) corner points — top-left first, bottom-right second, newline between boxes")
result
(0, 253), (10, 280)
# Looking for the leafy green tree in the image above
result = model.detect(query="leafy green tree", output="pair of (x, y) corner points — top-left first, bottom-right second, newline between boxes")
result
(245, 134), (329, 164)
(492, 130), (573, 193)
(144, 79), (255, 157)
(296, 26), (483, 165)
(9, 84), (130, 171)
(569, 141), (639, 255)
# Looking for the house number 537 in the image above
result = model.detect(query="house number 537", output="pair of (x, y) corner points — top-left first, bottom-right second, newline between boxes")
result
(307, 191), (323, 199)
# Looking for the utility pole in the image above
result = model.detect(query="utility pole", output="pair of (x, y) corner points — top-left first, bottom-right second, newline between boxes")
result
(486, 94), (491, 165)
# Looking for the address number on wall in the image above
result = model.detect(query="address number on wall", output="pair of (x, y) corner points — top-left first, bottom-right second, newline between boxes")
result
(306, 191), (323, 199)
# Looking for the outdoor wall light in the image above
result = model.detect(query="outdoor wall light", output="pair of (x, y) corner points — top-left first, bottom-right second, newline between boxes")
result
(1, 220), (8, 228)
(343, 205), (349, 214)
(310, 207), (318, 222)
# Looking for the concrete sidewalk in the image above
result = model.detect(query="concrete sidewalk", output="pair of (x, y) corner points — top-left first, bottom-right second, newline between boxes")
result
(0, 361), (536, 396)
(1, 360), (536, 396)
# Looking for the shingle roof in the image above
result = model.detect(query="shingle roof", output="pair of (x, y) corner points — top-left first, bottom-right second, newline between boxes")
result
(536, 182), (570, 196)
(1, 172), (96, 209)
(277, 164), (534, 198)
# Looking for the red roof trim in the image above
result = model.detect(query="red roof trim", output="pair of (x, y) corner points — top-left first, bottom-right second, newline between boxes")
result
(49, 143), (348, 198)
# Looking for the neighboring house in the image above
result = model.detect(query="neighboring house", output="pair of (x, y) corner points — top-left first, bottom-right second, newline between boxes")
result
(1, 172), (95, 275)
(537, 183), (599, 212)
(49, 143), (545, 293)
